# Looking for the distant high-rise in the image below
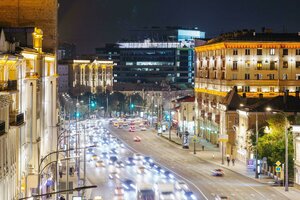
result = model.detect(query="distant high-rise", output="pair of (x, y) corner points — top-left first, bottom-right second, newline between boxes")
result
(0, 0), (57, 52)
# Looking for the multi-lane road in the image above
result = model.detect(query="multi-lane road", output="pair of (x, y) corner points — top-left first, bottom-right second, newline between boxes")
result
(75, 118), (289, 200)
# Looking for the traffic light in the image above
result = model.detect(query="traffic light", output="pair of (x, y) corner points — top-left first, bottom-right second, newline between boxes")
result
(75, 112), (80, 118)
(130, 104), (135, 109)
(91, 101), (96, 108)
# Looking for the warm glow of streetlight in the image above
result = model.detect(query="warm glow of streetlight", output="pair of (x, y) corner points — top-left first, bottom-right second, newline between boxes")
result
(265, 107), (272, 112)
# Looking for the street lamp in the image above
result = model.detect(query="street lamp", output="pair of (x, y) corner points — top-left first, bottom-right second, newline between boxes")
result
(266, 107), (289, 192)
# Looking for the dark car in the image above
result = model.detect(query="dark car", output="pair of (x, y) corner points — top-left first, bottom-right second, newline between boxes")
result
(121, 179), (136, 191)
(126, 157), (135, 166)
(109, 156), (118, 165)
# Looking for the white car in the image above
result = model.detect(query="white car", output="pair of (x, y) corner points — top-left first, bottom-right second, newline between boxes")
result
(175, 180), (189, 191)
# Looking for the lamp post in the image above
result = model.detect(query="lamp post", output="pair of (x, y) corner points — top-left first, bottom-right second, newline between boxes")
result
(266, 107), (289, 191)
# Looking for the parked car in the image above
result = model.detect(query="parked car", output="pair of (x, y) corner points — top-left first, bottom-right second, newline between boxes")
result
(133, 136), (141, 142)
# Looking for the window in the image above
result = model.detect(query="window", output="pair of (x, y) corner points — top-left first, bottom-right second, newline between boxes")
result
(256, 74), (262, 80)
(214, 71), (217, 79)
(222, 60), (225, 69)
(243, 86), (250, 92)
(257, 87), (262, 92)
(233, 49), (238, 55)
(296, 49), (300, 55)
(283, 61), (288, 68)
(257, 61), (262, 69)
(296, 86), (300, 92)
(283, 74), (288, 80)
(245, 49), (250, 55)
(296, 74), (300, 80)
(232, 61), (238, 70)
(268, 74), (275, 80)
(270, 61), (275, 70)
(296, 61), (300, 68)
(245, 60), (250, 67)
(245, 73), (250, 80)
(283, 49), (288, 56)
(232, 74), (237, 80)
(221, 72), (225, 79)
(270, 49), (275, 55)
(270, 87), (275, 92)
(257, 48), (262, 55)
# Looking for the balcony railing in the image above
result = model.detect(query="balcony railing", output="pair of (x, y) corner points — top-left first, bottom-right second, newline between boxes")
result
(0, 121), (5, 135)
(9, 113), (24, 126)
(0, 80), (17, 91)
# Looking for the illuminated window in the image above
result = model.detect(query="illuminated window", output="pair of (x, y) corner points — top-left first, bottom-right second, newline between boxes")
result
(283, 74), (288, 80)
(270, 49), (275, 55)
(245, 73), (250, 80)
(245, 60), (250, 67)
(243, 86), (250, 92)
(257, 87), (262, 92)
(257, 61), (262, 69)
(233, 49), (238, 55)
(245, 49), (250, 55)
(296, 74), (300, 80)
(283, 49), (288, 56)
(257, 48), (262, 55)
(283, 61), (288, 68)
(270, 87), (275, 92)
(296, 49), (300, 55)
(232, 61), (238, 70)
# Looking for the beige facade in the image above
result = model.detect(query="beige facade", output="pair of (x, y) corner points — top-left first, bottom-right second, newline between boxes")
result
(68, 60), (114, 95)
(0, 28), (57, 199)
(195, 32), (300, 155)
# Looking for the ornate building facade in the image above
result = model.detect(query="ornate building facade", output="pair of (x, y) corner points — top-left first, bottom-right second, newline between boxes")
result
(0, 27), (57, 199)
(195, 31), (300, 157)
(65, 60), (114, 95)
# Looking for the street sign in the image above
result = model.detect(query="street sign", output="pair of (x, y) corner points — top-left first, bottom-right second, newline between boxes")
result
(275, 166), (282, 172)
(275, 161), (281, 166)
(218, 134), (228, 142)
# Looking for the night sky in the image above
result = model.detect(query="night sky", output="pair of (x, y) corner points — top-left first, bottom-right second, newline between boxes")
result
(58, 0), (300, 54)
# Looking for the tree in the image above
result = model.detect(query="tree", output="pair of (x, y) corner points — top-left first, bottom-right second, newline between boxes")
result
(257, 114), (294, 178)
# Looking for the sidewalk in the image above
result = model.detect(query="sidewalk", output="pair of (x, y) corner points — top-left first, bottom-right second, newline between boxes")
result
(156, 128), (300, 200)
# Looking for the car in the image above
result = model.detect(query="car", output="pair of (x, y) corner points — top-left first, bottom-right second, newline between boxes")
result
(87, 148), (94, 154)
(133, 136), (141, 142)
(162, 170), (175, 179)
(129, 126), (136, 132)
(118, 125), (123, 129)
(159, 192), (176, 200)
(137, 166), (147, 174)
(175, 180), (188, 191)
(91, 154), (99, 161)
(95, 160), (106, 167)
(181, 190), (197, 200)
(110, 148), (118, 155)
(133, 153), (143, 160)
(126, 157), (135, 166)
(153, 165), (165, 174)
(140, 126), (147, 131)
(109, 156), (118, 165)
(215, 195), (229, 200)
(100, 152), (109, 159)
(143, 156), (154, 164)
(212, 169), (224, 176)
(115, 161), (125, 168)
(121, 179), (136, 191)
(109, 171), (120, 179)
(114, 186), (124, 196)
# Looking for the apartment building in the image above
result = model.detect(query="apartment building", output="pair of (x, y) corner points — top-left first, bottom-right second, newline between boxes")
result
(0, 27), (57, 199)
(195, 31), (300, 156)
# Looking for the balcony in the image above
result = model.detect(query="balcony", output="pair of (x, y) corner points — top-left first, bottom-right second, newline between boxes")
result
(0, 121), (5, 135)
(9, 112), (25, 126)
(0, 80), (17, 91)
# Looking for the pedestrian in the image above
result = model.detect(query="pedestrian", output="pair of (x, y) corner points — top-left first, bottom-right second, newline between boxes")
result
(202, 145), (205, 151)
(59, 171), (63, 178)
(232, 158), (235, 166)
(212, 153), (215, 159)
(226, 155), (230, 166)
